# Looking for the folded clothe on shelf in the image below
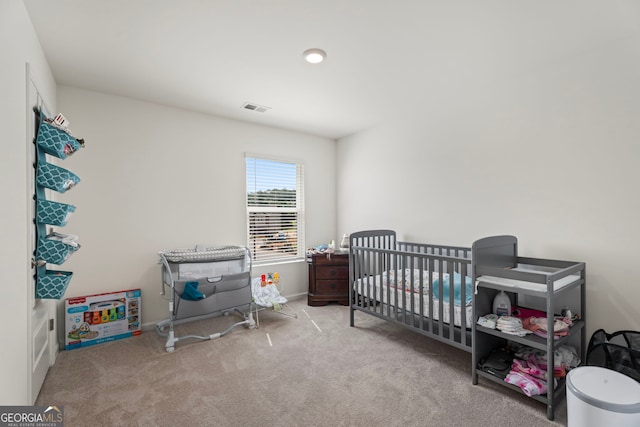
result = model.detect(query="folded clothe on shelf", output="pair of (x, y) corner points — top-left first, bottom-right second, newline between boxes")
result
(512, 344), (580, 378)
(496, 316), (531, 337)
(533, 345), (581, 375)
(504, 344), (570, 395)
(511, 306), (547, 319)
(505, 371), (555, 397)
(555, 345), (581, 369)
(522, 316), (572, 339)
(512, 353), (553, 381)
(477, 313), (499, 329)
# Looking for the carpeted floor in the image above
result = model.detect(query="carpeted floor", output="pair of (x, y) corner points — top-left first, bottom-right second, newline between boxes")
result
(36, 299), (567, 426)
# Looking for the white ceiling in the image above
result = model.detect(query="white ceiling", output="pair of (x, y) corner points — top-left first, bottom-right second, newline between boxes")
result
(23, 1), (640, 139)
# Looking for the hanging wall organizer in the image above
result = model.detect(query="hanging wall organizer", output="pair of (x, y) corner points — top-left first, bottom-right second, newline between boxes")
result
(33, 108), (84, 299)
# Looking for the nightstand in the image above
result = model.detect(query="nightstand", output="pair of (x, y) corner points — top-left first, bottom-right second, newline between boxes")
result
(306, 252), (349, 306)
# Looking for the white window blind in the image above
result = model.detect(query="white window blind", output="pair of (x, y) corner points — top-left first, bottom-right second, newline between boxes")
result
(246, 155), (305, 264)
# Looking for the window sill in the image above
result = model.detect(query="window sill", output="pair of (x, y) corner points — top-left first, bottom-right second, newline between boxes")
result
(253, 257), (306, 268)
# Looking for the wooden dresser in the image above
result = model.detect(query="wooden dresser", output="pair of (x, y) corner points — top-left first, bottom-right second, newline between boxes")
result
(306, 252), (349, 306)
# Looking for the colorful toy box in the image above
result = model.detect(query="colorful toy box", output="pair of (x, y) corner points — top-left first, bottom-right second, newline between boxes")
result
(65, 289), (141, 350)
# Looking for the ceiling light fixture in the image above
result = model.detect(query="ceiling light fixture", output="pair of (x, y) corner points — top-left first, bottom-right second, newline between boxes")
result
(303, 48), (326, 64)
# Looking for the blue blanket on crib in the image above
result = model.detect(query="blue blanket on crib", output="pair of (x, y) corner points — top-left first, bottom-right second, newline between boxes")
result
(432, 272), (473, 306)
(182, 281), (205, 301)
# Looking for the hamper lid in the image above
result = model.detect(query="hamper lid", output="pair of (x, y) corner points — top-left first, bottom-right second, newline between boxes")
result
(567, 366), (640, 413)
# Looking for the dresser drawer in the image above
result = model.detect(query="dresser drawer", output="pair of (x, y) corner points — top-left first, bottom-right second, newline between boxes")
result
(315, 265), (348, 280)
(315, 279), (348, 294)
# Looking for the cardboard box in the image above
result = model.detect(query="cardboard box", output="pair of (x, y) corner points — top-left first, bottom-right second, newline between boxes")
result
(65, 289), (141, 350)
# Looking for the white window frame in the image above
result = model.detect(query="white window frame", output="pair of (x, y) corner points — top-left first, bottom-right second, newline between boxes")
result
(245, 154), (305, 265)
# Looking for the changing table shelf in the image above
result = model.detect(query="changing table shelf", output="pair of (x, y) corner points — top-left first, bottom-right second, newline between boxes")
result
(476, 369), (568, 406)
(471, 235), (586, 421)
(475, 319), (585, 352)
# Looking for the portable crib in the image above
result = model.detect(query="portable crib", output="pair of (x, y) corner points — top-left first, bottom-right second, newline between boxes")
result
(156, 245), (255, 352)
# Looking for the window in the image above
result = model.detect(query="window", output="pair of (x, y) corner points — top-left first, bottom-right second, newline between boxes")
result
(246, 155), (305, 264)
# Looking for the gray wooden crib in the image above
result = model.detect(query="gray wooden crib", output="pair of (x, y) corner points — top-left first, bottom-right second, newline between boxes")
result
(349, 229), (474, 351)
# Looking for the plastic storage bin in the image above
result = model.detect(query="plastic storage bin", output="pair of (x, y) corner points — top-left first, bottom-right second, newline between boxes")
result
(566, 366), (640, 427)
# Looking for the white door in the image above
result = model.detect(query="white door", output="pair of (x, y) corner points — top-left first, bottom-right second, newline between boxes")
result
(27, 64), (53, 404)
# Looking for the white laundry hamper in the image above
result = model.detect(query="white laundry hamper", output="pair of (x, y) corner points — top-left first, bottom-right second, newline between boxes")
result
(566, 366), (640, 427)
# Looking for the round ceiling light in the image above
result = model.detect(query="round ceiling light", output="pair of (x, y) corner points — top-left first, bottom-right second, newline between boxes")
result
(303, 48), (326, 64)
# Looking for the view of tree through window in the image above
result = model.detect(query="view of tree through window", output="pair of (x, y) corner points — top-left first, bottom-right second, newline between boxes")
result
(246, 156), (304, 264)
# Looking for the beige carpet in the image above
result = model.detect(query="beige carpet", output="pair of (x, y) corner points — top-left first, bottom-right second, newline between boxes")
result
(36, 299), (567, 426)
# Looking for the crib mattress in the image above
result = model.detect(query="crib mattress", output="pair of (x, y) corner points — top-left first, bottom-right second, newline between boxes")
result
(354, 270), (473, 328)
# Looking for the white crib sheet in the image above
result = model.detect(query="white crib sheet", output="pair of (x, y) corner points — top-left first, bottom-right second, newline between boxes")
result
(354, 273), (473, 329)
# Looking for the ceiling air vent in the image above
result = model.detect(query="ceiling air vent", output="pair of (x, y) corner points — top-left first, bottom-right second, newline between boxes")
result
(242, 102), (271, 113)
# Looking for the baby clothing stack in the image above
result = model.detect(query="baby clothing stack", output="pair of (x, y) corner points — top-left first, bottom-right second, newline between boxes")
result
(477, 305), (580, 396)
(504, 344), (580, 396)
(496, 316), (530, 337)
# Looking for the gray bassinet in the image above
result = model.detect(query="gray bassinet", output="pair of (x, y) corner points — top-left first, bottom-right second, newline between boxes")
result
(156, 245), (255, 352)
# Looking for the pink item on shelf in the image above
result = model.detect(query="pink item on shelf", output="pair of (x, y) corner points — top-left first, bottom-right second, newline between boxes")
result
(505, 371), (549, 397)
(522, 316), (571, 336)
(511, 306), (546, 319)
(511, 355), (548, 380)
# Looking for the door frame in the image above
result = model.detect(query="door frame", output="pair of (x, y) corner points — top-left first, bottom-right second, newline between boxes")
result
(26, 62), (57, 404)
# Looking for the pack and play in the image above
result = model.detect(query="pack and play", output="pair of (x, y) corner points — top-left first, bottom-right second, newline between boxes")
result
(65, 289), (142, 350)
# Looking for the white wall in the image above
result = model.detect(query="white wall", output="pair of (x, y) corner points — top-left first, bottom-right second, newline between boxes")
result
(337, 28), (640, 337)
(0, 0), (57, 405)
(56, 86), (337, 343)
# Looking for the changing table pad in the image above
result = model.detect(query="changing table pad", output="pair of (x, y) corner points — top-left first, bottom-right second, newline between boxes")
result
(475, 273), (580, 293)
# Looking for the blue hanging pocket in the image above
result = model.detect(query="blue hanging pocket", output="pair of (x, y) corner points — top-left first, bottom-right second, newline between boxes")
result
(36, 162), (80, 193)
(36, 199), (76, 226)
(36, 116), (83, 159)
(36, 270), (73, 299)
